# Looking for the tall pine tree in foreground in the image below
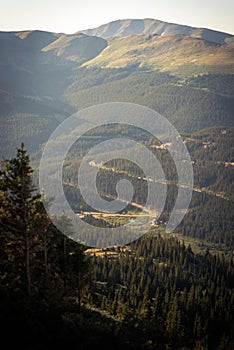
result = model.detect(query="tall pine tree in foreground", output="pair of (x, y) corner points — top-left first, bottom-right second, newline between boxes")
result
(0, 143), (41, 295)
(0, 143), (91, 301)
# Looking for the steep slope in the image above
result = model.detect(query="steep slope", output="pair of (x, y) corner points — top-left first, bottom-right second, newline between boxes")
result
(79, 18), (233, 45)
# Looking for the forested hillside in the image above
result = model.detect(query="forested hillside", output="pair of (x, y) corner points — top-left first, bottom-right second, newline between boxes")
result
(0, 146), (233, 349)
(56, 124), (234, 249)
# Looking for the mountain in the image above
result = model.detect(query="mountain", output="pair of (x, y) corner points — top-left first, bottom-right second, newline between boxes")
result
(0, 19), (233, 158)
(79, 18), (233, 45)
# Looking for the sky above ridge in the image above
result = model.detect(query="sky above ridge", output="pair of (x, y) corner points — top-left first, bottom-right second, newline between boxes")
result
(1, 0), (233, 35)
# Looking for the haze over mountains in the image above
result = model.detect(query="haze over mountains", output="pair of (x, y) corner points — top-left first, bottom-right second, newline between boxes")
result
(0, 18), (234, 157)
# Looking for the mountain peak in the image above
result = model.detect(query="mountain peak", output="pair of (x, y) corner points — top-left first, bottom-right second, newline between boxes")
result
(79, 18), (233, 45)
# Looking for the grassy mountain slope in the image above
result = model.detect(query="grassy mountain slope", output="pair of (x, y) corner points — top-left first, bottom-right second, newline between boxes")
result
(83, 34), (234, 75)
(42, 33), (107, 63)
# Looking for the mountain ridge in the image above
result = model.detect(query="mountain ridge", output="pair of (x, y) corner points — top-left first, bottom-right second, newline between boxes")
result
(78, 18), (234, 45)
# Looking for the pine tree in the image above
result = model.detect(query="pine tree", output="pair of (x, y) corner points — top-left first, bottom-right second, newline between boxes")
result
(0, 143), (41, 295)
(0, 144), (93, 307)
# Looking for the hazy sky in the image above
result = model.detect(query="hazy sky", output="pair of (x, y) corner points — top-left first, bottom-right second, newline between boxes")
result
(1, 0), (233, 34)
